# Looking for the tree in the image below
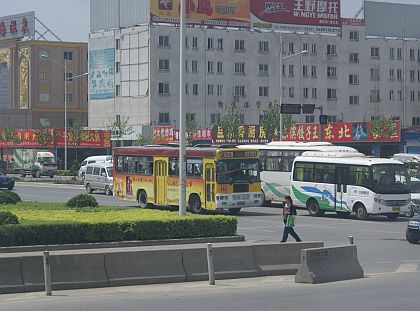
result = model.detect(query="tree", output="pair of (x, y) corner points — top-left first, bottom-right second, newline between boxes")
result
(370, 116), (399, 140)
(34, 125), (55, 146)
(186, 113), (198, 146)
(67, 121), (87, 162)
(134, 133), (159, 146)
(220, 106), (241, 140)
(111, 117), (134, 147)
(0, 126), (21, 145)
(260, 105), (293, 141)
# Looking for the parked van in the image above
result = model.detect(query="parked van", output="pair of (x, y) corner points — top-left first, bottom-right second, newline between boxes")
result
(78, 155), (112, 178)
(84, 163), (113, 195)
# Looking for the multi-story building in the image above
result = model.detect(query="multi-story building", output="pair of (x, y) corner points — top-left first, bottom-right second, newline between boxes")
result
(0, 39), (88, 129)
(89, 0), (420, 141)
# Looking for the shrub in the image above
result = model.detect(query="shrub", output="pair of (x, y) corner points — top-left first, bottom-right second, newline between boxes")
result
(69, 160), (80, 176)
(66, 194), (98, 208)
(0, 191), (22, 205)
(0, 211), (19, 225)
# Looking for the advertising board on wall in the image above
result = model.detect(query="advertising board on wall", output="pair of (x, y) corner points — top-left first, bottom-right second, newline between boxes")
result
(0, 11), (35, 40)
(150, 0), (250, 28)
(89, 35), (115, 100)
(251, 0), (341, 34)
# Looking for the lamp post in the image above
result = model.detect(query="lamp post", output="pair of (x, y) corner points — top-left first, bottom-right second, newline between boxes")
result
(278, 35), (309, 140)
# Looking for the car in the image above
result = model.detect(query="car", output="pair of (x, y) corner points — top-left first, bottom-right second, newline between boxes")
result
(408, 180), (420, 217)
(406, 213), (420, 244)
(0, 172), (15, 190)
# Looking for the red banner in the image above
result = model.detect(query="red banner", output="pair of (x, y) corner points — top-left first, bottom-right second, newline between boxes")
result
(153, 126), (176, 144)
(55, 129), (111, 148)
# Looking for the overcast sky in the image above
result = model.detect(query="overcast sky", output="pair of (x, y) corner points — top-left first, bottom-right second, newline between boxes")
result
(2, 0), (420, 42)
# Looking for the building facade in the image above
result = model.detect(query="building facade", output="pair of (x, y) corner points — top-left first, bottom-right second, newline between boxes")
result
(0, 39), (88, 129)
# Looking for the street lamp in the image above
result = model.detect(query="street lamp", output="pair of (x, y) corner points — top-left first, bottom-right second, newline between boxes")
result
(279, 35), (309, 140)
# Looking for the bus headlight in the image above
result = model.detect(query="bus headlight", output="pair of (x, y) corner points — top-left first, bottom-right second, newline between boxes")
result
(374, 197), (386, 205)
(409, 220), (420, 227)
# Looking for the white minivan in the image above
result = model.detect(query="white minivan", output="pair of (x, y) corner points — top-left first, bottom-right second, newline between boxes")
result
(78, 155), (112, 178)
(84, 163), (113, 195)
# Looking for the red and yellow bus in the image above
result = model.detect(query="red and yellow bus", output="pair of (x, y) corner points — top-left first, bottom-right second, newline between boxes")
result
(113, 146), (262, 214)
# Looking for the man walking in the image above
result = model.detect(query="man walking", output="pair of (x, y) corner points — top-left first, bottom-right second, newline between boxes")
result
(281, 196), (302, 242)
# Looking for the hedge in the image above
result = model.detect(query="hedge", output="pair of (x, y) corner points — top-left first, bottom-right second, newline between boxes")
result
(0, 217), (237, 247)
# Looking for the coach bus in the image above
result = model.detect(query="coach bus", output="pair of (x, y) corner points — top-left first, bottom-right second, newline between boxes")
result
(113, 146), (262, 215)
(238, 142), (358, 205)
(290, 151), (411, 220)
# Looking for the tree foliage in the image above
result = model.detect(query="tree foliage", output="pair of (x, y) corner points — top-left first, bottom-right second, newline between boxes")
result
(260, 105), (293, 141)
(186, 113), (198, 146)
(0, 126), (21, 144)
(35, 125), (55, 146)
(220, 107), (241, 139)
(370, 116), (399, 140)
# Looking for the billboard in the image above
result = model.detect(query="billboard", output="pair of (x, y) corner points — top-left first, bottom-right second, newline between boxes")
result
(0, 11), (35, 40)
(211, 125), (269, 144)
(251, 0), (341, 34)
(150, 0), (250, 28)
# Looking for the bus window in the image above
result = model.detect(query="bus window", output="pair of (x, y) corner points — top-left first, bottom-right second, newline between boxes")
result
(293, 162), (314, 182)
(314, 163), (335, 184)
(127, 156), (137, 174)
(116, 156), (123, 172)
(187, 158), (203, 178)
(169, 158), (179, 176)
(348, 166), (370, 188)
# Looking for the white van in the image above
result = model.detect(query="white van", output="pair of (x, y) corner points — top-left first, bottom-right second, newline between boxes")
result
(84, 163), (113, 195)
(78, 155), (112, 178)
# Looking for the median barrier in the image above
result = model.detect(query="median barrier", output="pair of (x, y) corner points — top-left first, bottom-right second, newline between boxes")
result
(105, 249), (186, 286)
(21, 256), (45, 292)
(295, 245), (364, 284)
(253, 242), (324, 276)
(0, 257), (24, 294)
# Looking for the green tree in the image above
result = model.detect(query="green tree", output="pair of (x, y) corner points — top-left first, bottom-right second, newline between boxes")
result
(186, 113), (198, 146)
(111, 117), (134, 147)
(134, 133), (159, 146)
(34, 125), (55, 146)
(67, 121), (86, 162)
(220, 106), (241, 140)
(0, 126), (21, 144)
(260, 105), (293, 141)
(370, 116), (399, 140)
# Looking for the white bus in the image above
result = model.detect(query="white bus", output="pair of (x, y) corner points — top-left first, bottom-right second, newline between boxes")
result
(291, 151), (411, 220)
(238, 142), (359, 205)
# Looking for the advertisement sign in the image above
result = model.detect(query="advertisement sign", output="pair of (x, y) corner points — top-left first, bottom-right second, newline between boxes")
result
(341, 18), (365, 26)
(0, 11), (35, 40)
(153, 126), (176, 144)
(211, 125), (269, 144)
(282, 123), (320, 142)
(251, 0), (341, 34)
(150, 0), (250, 28)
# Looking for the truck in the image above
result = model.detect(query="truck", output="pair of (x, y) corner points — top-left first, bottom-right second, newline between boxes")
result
(13, 149), (57, 178)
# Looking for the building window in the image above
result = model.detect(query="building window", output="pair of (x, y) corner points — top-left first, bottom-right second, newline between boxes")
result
(64, 51), (73, 61)
(217, 84), (223, 96)
(288, 65), (294, 77)
(217, 38), (223, 50)
(288, 42), (294, 54)
(234, 85), (246, 97)
(327, 66), (337, 78)
(289, 87), (294, 98)
(397, 69), (402, 81)
(349, 74), (359, 85)
(158, 82), (169, 95)
(207, 37), (214, 50)
(327, 116), (337, 123)
(207, 61), (214, 74)
(208, 84), (214, 95)
(311, 88), (317, 99)
(193, 84), (198, 96)
(371, 47), (380, 58)
(39, 71), (50, 81)
(115, 39), (120, 50)
(259, 64), (268, 75)
(185, 84), (189, 95)
(159, 113), (170, 124)
(389, 90), (395, 101)
(65, 93), (73, 102)
(349, 31), (359, 41)
(185, 37), (189, 48)
(210, 113), (220, 125)
(411, 91), (416, 101)
(327, 44), (337, 56)
(389, 69), (395, 80)
(327, 88), (337, 100)
(192, 37), (198, 49)
(39, 93), (50, 103)
(311, 43), (317, 55)
(311, 66), (317, 78)
(410, 49), (415, 60)
(158, 59), (169, 71)
(370, 68), (380, 81)
(410, 70), (415, 81)
(185, 60), (189, 72)
(349, 52), (359, 63)
(217, 61), (223, 74)
(234, 40), (245, 51)
(302, 43), (308, 52)
(397, 90), (403, 101)
(349, 95), (359, 106)
(39, 50), (49, 59)
(259, 41), (269, 53)
(397, 48), (403, 60)
(370, 90), (380, 102)
(305, 115), (315, 123)
(40, 118), (50, 127)
(115, 85), (120, 97)
(234, 63), (245, 75)
(158, 35), (169, 47)
(413, 117), (420, 126)
(302, 65), (308, 77)
(64, 72), (73, 81)
(418, 91), (420, 101)
(259, 86), (269, 97)
(303, 87), (309, 99)
(115, 61), (120, 73)
(192, 60), (198, 73)
(389, 48), (395, 60)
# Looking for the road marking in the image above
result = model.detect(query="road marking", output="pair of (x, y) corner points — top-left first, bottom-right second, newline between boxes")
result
(395, 263), (419, 273)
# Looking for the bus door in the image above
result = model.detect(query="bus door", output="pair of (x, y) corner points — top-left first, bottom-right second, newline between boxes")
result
(205, 163), (216, 209)
(335, 166), (349, 211)
(154, 158), (167, 205)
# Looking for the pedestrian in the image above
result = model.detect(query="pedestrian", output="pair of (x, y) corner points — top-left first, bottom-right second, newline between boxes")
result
(281, 195), (302, 242)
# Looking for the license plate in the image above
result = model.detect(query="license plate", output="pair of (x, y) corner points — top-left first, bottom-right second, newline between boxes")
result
(237, 201), (245, 206)
(392, 207), (400, 212)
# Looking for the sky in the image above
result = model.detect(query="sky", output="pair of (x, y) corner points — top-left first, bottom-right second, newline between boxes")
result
(1, 0), (420, 42)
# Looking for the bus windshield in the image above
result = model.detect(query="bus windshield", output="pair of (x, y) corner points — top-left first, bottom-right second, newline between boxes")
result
(216, 159), (260, 184)
(372, 164), (410, 194)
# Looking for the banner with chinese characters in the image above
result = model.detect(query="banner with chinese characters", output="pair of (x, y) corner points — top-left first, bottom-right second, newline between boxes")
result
(153, 126), (176, 144)
(150, 0), (250, 28)
(282, 124), (320, 142)
(0, 129), (111, 148)
(251, 0), (341, 34)
(211, 125), (269, 144)
(192, 128), (212, 141)
(0, 11), (35, 40)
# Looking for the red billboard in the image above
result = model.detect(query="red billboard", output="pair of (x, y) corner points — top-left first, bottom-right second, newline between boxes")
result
(251, 0), (341, 34)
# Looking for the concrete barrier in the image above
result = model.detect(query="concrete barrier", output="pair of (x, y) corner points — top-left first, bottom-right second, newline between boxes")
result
(0, 257), (25, 294)
(21, 256), (45, 292)
(253, 242), (324, 276)
(105, 249), (187, 286)
(295, 245), (364, 284)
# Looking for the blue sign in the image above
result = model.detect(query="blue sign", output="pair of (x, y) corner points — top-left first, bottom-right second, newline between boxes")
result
(89, 48), (115, 100)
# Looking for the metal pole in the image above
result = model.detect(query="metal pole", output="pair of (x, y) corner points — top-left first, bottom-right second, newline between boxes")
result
(64, 59), (67, 171)
(348, 236), (354, 245)
(206, 243), (215, 285)
(43, 251), (52, 296)
(179, 0), (187, 216)
(279, 33), (283, 141)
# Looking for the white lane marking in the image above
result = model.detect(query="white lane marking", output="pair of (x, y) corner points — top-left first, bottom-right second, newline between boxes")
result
(395, 263), (419, 273)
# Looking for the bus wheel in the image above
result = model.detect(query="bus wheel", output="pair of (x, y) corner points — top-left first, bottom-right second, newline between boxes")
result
(336, 211), (351, 218)
(386, 213), (399, 220)
(138, 190), (149, 208)
(189, 194), (202, 214)
(86, 183), (93, 194)
(355, 203), (369, 220)
(228, 208), (241, 215)
(307, 199), (323, 217)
